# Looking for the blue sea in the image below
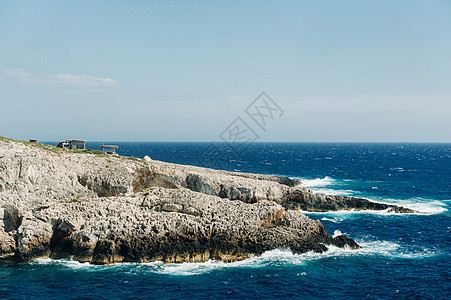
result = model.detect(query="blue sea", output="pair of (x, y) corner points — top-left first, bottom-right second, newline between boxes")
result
(1, 143), (450, 299)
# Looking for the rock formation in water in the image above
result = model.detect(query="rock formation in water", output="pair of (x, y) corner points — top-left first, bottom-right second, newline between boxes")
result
(0, 137), (413, 264)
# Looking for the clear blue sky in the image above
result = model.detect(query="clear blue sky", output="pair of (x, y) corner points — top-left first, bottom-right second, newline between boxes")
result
(1, 1), (450, 142)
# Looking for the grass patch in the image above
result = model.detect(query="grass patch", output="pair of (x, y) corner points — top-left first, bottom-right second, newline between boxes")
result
(68, 195), (85, 203)
(124, 156), (142, 162)
(34, 143), (61, 154)
(71, 148), (106, 156)
(0, 137), (62, 154)
(0, 136), (30, 145)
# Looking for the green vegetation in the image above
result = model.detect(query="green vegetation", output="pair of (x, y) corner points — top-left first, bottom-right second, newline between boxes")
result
(0, 136), (30, 145)
(34, 143), (61, 154)
(124, 156), (142, 162)
(0, 137), (61, 154)
(68, 195), (85, 203)
(71, 148), (106, 155)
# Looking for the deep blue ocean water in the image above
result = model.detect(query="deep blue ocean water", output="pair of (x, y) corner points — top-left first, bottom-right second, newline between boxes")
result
(1, 143), (450, 299)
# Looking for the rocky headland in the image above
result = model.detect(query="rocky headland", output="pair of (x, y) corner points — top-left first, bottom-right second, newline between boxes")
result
(0, 137), (415, 264)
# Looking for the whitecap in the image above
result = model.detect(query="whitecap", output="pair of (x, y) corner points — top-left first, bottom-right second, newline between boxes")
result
(299, 176), (336, 188)
(354, 240), (441, 259)
(148, 260), (225, 276)
(307, 187), (355, 196)
(332, 230), (343, 238)
(361, 197), (449, 215)
(383, 198), (448, 214)
(296, 176), (359, 196)
(321, 217), (338, 223)
(32, 258), (53, 265)
(31, 257), (112, 270)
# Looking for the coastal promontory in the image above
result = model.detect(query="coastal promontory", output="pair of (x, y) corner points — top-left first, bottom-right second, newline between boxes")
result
(0, 137), (414, 264)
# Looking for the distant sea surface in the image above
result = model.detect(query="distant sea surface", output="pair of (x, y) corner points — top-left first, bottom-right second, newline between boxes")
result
(1, 143), (450, 299)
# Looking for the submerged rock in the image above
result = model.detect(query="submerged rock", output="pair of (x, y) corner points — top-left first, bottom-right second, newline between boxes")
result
(0, 137), (413, 263)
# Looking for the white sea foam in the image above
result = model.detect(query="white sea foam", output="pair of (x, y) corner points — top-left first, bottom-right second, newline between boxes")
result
(332, 230), (343, 238)
(320, 216), (347, 223)
(297, 176), (357, 196)
(321, 217), (338, 223)
(299, 176), (336, 188)
(356, 196), (449, 215)
(32, 258), (52, 264)
(32, 257), (110, 270)
(144, 260), (224, 276)
(385, 198), (448, 214)
(355, 240), (441, 259)
(307, 187), (355, 196)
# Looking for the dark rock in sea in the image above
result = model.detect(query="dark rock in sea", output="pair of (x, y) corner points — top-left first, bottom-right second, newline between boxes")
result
(331, 234), (361, 249)
(283, 188), (416, 213)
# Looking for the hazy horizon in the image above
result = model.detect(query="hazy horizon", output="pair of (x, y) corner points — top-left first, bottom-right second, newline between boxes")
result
(5, 137), (450, 144)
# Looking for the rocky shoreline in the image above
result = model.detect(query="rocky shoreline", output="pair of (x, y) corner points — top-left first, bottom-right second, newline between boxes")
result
(0, 137), (415, 264)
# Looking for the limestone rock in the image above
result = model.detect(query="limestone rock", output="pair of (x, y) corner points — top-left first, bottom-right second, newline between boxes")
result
(15, 213), (53, 260)
(0, 229), (16, 257)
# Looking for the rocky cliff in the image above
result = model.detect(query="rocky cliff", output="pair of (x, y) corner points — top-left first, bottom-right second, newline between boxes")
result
(0, 137), (413, 264)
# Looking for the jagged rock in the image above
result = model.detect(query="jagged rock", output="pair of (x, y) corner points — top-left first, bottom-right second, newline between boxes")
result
(331, 234), (361, 249)
(0, 229), (16, 257)
(0, 205), (22, 232)
(15, 213), (53, 260)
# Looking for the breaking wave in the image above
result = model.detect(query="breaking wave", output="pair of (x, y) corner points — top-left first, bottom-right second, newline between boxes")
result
(297, 176), (357, 196)
(299, 176), (337, 188)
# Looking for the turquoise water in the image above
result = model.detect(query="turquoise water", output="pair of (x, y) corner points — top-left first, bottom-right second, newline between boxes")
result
(1, 143), (450, 299)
